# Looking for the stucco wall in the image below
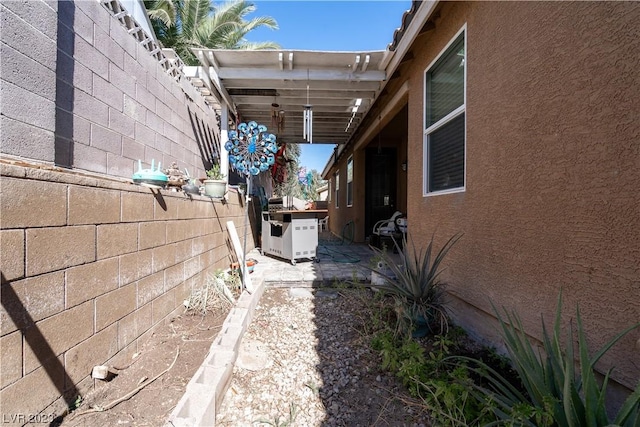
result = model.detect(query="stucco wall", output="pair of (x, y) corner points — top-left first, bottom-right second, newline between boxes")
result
(1, 0), (218, 180)
(404, 1), (640, 391)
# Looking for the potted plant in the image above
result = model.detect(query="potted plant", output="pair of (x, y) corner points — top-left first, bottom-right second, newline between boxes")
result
(368, 232), (462, 337)
(203, 164), (226, 198)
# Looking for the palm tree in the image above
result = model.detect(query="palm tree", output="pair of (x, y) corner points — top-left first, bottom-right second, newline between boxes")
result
(145, 0), (279, 65)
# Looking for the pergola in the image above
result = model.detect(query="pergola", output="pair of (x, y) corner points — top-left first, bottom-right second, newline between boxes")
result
(188, 49), (393, 146)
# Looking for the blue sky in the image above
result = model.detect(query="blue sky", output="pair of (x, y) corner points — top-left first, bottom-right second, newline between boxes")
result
(245, 0), (412, 174)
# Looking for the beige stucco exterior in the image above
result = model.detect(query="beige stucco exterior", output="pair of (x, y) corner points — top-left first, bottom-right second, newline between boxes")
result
(327, 0), (640, 395)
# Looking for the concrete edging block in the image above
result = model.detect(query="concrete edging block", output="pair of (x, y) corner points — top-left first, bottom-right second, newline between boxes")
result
(166, 278), (265, 426)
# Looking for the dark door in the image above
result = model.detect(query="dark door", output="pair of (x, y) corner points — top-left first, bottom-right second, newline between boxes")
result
(365, 147), (397, 238)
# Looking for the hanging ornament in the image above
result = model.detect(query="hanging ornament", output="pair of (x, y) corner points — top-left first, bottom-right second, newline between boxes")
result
(224, 121), (278, 176)
(271, 101), (279, 129)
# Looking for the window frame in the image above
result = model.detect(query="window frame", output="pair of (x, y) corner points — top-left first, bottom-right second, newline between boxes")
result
(334, 171), (340, 208)
(346, 156), (353, 207)
(423, 24), (467, 197)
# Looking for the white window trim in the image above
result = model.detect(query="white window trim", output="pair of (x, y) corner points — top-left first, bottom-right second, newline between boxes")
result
(346, 156), (353, 207)
(423, 24), (467, 197)
(334, 171), (340, 208)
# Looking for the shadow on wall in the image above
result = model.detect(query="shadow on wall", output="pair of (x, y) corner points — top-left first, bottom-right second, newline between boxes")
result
(188, 106), (221, 173)
(54, 1), (75, 168)
(1, 273), (80, 424)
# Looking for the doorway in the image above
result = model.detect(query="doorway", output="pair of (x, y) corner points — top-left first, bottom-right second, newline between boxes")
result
(365, 147), (397, 239)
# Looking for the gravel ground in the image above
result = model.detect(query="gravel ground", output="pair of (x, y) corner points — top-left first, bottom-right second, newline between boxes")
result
(215, 286), (431, 427)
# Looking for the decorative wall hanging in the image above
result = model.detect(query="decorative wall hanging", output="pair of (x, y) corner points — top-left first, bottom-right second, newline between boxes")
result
(225, 121), (278, 176)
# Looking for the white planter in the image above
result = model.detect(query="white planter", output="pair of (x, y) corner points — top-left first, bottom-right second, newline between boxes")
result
(370, 261), (395, 290)
(203, 180), (226, 198)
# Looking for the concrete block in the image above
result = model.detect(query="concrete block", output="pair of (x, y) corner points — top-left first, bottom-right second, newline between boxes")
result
(139, 220), (167, 250)
(74, 35), (109, 79)
(214, 324), (243, 354)
(151, 288), (177, 323)
(146, 75), (164, 100)
(64, 323), (118, 384)
(0, 363), (64, 425)
(122, 136), (146, 161)
(73, 113), (92, 144)
(119, 248), (153, 286)
(0, 229), (25, 281)
(0, 116), (55, 162)
(91, 123), (123, 155)
(135, 301), (153, 336)
(73, 4), (94, 45)
(110, 61), (136, 99)
(153, 194), (179, 221)
(0, 331), (23, 388)
(66, 257), (119, 307)
(0, 80), (55, 131)
(124, 53), (148, 89)
(169, 384), (216, 427)
(156, 99), (172, 122)
(144, 146), (163, 167)
(164, 262), (184, 290)
(76, 0), (111, 35)
(145, 110), (163, 133)
(93, 74), (125, 111)
(137, 271), (164, 306)
(222, 307), (250, 334)
(151, 243), (175, 273)
(107, 152), (135, 179)
(109, 107), (135, 137)
(121, 191), (154, 222)
(97, 223), (138, 260)
(94, 25), (124, 70)
(110, 19), (137, 58)
(75, 89), (109, 127)
(184, 256), (201, 280)
(1, 0), (57, 40)
(0, 42), (56, 101)
(123, 94), (146, 123)
(68, 185), (120, 225)
(73, 141), (108, 174)
(134, 122), (156, 147)
(23, 300), (94, 373)
(26, 226), (95, 276)
(96, 283), (137, 331)
(0, 4), (57, 71)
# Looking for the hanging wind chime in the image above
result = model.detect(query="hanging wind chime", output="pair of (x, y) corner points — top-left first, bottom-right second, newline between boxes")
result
(303, 70), (313, 143)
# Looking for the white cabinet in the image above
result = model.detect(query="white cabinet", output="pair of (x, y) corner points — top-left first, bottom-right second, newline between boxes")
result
(261, 211), (319, 265)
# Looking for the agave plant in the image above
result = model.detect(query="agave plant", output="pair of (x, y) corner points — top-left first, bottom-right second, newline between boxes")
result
(368, 233), (462, 336)
(462, 292), (640, 426)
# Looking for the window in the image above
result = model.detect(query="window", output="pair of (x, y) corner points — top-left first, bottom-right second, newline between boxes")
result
(334, 171), (340, 208)
(346, 156), (353, 207)
(424, 27), (466, 195)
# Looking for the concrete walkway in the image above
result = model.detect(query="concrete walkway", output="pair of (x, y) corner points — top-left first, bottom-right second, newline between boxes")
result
(249, 235), (378, 287)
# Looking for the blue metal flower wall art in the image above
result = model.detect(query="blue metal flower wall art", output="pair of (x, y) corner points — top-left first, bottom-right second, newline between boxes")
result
(224, 121), (278, 176)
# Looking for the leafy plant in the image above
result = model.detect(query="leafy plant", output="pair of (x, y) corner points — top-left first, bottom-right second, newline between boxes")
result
(368, 232), (462, 336)
(206, 163), (226, 180)
(465, 292), (640, 426)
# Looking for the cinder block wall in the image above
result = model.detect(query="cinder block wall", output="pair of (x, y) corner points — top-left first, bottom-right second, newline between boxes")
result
(1, 0), (218, 180)
(0, 162), (254, 421)
(0, 0), (249, 422)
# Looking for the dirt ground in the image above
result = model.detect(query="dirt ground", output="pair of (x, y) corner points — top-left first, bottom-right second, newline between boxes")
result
(57, 307), (230, 427)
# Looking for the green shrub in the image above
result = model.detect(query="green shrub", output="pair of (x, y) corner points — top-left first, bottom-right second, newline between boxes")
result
(466, 293), (640, 426)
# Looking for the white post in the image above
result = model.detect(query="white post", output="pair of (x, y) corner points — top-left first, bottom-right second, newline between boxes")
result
(220, 105), (230, 177)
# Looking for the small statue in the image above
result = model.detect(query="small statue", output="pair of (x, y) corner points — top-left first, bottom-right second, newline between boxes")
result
(164, 162), (188, 189)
